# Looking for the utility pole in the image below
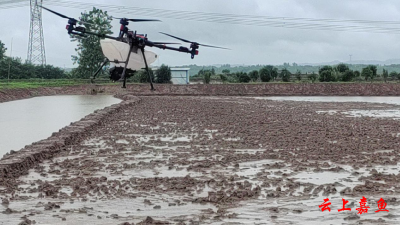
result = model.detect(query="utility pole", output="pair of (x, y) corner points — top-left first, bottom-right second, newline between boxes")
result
(349, 55), (352, 62)
(7, 37), (13, 84)
(27, 0), (46, 65)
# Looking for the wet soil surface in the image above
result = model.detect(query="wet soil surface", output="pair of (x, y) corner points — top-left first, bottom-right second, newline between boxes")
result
(1, 96), (400, 224)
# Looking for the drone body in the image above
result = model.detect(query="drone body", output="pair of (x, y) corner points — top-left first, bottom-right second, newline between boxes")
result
(41, 6), (228, 89)
(100, 39), (157, 71)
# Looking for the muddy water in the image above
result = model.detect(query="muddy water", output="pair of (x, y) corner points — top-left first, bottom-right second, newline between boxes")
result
(257, 96), (400, 105)
(0, 95), (121, 155)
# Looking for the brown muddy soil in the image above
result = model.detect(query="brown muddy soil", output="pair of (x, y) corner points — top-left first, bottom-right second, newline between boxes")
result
(1, 96), (400, 224)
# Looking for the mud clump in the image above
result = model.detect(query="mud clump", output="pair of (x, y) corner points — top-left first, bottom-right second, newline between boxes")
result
(137, 216), (170, 225)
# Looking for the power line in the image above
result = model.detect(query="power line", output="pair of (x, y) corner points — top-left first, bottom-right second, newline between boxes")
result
(0, 0), (28, 7)
(40, 0), (400, 34)
(2, 0), (400, 34)
(0, 2), (28, 10)
(46, 0), (400, 26)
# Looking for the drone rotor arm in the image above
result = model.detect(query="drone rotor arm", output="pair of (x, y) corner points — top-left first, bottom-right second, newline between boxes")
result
(40, 6), (73, 20)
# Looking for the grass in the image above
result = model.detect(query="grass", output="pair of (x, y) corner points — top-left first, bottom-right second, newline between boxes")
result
(0, 79), (117, 89)
(0, 79), (399, 90)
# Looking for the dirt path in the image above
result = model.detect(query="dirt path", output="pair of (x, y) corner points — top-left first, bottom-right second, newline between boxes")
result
(1, 96), (400, 224)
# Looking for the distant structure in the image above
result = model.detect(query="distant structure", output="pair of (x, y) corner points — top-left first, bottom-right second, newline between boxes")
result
(171, 68), (190, 84)
(152, 67), (190, 84)
(27, 0), (46, 65)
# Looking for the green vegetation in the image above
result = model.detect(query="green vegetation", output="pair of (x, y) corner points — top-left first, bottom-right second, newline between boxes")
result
(0, 41), (6, 60)
(238, 72), (251, 83)
(295, 70), (301, 81)
(259, 66), (273, 82)
(308, 73), (318, 83)
(383, 69), (389, 82)
(361, 67), (373, 81)
(132, 68), (155, 83)
(190, 63), (400, 84)
(155, 65), (172, 84)
(319, 66), (335, 82)
(249, 70), (259, 82)
(280, 69), (291, 82)
(179, 63), (400, 76)
(0, 79), (114, 89)
(71, 8), (113, 79)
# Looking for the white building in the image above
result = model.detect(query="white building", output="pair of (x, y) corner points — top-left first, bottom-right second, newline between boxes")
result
(170, 68), (190, 84)
(151, 67), (190, 84)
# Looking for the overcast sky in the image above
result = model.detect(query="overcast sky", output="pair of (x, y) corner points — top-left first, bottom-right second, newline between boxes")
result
(1, 0), (400, 68)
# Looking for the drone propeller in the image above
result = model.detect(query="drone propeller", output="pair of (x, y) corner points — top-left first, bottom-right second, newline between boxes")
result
(112, 17), (161, 22)
(41, 6), (94, 25)
(159, 32), (230, 50)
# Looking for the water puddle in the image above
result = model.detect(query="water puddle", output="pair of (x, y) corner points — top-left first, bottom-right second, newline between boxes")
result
(254, 96), (400, 105)
(0, 95), (121, 155)
(0, 197), (216, 225)
(292, 171), (353, 186)
(343, 110), (400, 119)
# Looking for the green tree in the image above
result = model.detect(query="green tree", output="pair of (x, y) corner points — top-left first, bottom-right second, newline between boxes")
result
(354, 71), (361, 77)
(249, 70), (259, 82)
(295, 70), (301, 81)
(280, 69), (291, 82)
(382, 69), (389, 82)
(0, 40), (6, 60)
(155, 64), (171, 83)
(203, 70), (211, 84)
(134, 69), (154, 83)
(366, 65), (377, 79)
(71, 8), (112, 78)
(336, 63), (349, 73)
(222, 69), (230, 75)
(361, 67), (373, 81)
(220, 74), (227, 83)
(269, 66), (279, 81)
(259, 66), (272, 82)
(308, 73), (318, 83)
(390, 71), (398, 80)
(238, 72), (251, 83)
(259, 65), (278, 82)
(319, 66), (336, 82)
(340, 70), (355, 82)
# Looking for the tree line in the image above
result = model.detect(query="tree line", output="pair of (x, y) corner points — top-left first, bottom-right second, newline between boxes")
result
(0, 40), (67, 80)
(195, 63), (400, 84)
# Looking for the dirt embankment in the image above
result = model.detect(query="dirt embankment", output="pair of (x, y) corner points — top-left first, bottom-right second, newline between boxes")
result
(1, 83), (400, 103)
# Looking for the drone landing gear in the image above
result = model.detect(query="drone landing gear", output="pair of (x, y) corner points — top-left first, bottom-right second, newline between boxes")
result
(91, 58), (109, 83)
(120, 45), (133, 89)
(141, 48), (155, 91)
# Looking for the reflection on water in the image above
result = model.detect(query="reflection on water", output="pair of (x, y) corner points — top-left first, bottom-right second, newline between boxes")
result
(256, 96), (400, 105)
(0, 95), (121, 155)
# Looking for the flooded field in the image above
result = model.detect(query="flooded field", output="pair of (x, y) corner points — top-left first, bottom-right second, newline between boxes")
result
(1, 96), (400, 224)
(0, 95), (121, 155)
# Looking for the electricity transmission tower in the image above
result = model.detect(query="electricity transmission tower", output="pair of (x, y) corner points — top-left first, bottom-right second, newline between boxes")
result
(27, 0), (46, 65)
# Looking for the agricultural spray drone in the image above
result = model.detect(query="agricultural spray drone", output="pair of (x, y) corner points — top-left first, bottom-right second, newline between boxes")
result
(41, 6), (228, 90)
